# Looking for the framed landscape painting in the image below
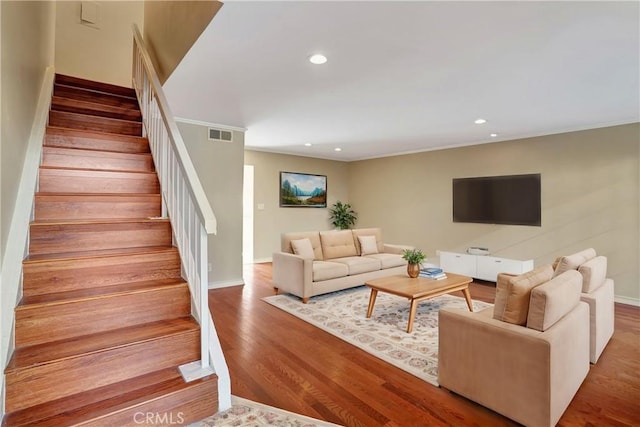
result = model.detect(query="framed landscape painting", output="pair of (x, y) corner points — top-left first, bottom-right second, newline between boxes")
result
(279, 172), (327, 208)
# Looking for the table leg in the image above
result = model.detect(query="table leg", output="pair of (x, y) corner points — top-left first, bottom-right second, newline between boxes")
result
(366, 289), (378, 318)
(462, 287), (473, 312)
(407, 299), (419, 333)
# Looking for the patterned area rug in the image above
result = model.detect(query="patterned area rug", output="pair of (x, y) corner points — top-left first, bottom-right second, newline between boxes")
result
(194, 396), (341, 426)
(263, 286), (492, 386)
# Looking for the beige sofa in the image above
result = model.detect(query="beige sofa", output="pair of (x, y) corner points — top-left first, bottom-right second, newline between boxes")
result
(553, 248), (615, 363)
(438, 265), (590, 427)
(272, 228), (411, 303)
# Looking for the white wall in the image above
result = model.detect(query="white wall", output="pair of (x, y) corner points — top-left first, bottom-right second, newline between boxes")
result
(54, 0), (144, 87)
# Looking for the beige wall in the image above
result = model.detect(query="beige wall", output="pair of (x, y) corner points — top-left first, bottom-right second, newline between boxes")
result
(349, 123), (639, 302)
(178, 121), (245, 287)
(54, 1), (144, 87)
(143, 1), (222, 84)
(244, 150), (350, 262)
(0, 0), (56, 415)
(1, 0), (55, 266)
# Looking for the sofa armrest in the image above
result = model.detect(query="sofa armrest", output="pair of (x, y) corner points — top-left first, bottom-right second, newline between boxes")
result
(383, 243), (414, 255)
(438, 304), (589, 427)
(272, 252), (313, 300)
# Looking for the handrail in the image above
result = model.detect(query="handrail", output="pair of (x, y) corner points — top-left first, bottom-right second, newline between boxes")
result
(131, 25), (228, 403)
(132, 25), (216, 234)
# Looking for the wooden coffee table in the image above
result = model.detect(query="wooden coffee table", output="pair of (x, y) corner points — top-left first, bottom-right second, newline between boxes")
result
(365, 273), (474, 333)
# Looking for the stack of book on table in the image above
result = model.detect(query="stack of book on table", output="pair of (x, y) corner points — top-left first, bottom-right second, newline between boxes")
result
(420, 267), (447, 280)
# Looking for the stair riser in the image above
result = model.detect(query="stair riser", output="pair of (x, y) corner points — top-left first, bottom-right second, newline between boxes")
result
(5, 330), (200, 413)
(45, 127), (150, 154)
(49, 110), (142, 136)
(29, 221), (172, 255)
(78, 376), (218, 427)
(23, 250), (181, 297)
(16, 285), (191, 347)
(42, 147), (154, 173)
(34, 194), (161, 221)
(51, 96), (142, 122)
(55, 74), (137, 98)
(39, 168), (160, 194)
(54, 84), (139, 109)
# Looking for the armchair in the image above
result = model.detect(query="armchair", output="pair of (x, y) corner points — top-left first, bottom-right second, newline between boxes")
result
(438, 267), (590, 427)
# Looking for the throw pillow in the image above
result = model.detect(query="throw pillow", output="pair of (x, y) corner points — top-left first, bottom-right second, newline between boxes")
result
(358, 235), (379, 255)
(527, 270), (582, 331)
(553, 248), (597, 277)
(291, 238), (315, 260)
(493, 264), (554, 325)
(578, 256), (607, 293)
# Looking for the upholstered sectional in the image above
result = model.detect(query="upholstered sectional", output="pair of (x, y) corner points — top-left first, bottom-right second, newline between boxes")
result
(272, 228), (412, 303)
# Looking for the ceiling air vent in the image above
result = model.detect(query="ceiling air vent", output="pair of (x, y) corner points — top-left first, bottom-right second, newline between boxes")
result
(208, 127), (233, 142)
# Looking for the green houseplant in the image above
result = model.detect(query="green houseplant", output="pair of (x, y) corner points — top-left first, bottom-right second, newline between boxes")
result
(402, 248), (426, 278)
(329, 201), (357, 229)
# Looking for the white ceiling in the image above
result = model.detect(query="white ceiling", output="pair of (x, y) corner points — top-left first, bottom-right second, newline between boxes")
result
(164, 1), (640, 162)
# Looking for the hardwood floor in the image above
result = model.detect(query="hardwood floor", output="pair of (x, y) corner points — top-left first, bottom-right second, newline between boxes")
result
(208, 263), (640, 426)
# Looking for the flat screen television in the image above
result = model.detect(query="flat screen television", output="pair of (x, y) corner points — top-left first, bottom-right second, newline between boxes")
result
(453, 174), (541, 226)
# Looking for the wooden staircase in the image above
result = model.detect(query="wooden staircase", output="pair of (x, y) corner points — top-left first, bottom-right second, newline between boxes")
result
(3, 74), (218, 426)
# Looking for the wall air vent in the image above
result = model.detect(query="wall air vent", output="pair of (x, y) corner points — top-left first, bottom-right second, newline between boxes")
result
(208, 127), (233, 142)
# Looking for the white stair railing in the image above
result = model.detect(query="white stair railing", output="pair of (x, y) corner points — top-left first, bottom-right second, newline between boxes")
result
(131, 25), (230, 410)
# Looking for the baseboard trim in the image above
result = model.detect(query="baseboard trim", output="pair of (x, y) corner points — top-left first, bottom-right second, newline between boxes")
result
(208, 279), (245, 289)
(615, 295), (640, 307)
(252, 257), (273, 264)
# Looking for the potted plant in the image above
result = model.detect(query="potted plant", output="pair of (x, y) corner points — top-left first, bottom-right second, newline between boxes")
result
(402, 248), (426, 278)
(329, 201), (357, 229)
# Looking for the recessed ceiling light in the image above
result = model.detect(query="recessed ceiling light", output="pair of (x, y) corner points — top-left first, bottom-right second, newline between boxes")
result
(309, 54), (327, 65)
(490, 133), (498, 137)
(334, 147), (342, 152)
(474, 118), (487, 124)
(304, 143), (312, 147)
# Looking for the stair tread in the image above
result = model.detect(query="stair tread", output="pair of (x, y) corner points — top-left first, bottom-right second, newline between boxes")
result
(51, 96), (142, 121)
(3, 368), (216, 427)
(43, 146), (152, 159)
(46, 126), (148, 144)
(49, 110), (142, 137)
(35, 192), (160, 199)
(30, 217), (169, 226)
(39, 164), (158, 175)
(55, 74), (137, 99)
(19, 278), (187, 307)
(6, 317), (198, 372)
(24, 245), (178, 263)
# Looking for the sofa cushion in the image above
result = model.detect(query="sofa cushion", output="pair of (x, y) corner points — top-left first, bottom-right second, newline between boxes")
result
(578, 256), (607, 293)
(553, 248), (596, 277)
(493, 264), (554, 325)
(363, 253), (406, 269)
(291, 238), (315, 259)
(527, 270), (582, 331)
(312, 261), (349, 281)
(352, 228), (384, 255)
(320, 230), (358, 259)
(358, 235), (379, 255)
(331, 256), (381, 275)
(282, 231), (324, 260)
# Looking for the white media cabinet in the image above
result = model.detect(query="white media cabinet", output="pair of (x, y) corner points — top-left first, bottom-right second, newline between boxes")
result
(438, 250), (534, 282)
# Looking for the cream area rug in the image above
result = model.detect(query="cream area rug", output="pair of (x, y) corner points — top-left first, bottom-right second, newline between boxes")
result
(263, 286), (492, 386)
(193, 396), (341, 426)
